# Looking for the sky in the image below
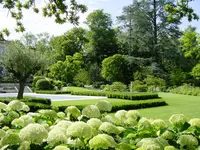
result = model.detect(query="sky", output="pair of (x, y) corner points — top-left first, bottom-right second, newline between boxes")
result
(0, 0), (200, 40)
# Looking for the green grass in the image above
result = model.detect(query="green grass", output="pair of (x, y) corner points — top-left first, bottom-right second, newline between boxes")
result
(66, 86), (96, 92)
(138, 93), (200, 122)
(52, 98), (142, 107)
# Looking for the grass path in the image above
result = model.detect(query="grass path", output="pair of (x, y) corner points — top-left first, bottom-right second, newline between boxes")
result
(138, 93), (200, 122)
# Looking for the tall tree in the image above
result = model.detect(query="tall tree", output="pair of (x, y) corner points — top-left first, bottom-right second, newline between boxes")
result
(51, 27), (88, 61)
(85, 9), (119, 66)
(117, 0), (182, 75)
(0, 40), (49, 99)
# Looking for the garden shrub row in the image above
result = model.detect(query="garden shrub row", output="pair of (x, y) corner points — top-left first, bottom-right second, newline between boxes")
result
(70, 91), (107, 96)
(171, 84), (200, 96)
(56, 99), (167, 112)
(107, 92), (159, 100)
(36, 90), (70, 94)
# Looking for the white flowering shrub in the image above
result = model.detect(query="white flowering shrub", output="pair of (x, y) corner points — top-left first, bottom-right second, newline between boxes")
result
(169, 114), (186, 127)
(67, 121), (92, 139)
(47, 128), (68, 146)
(19, 123), (48, 145)
(95, 100), (112, 112)
(0, 100), (200, 149)
(65, 106), (81, 120)
(89, 134), (116, 149)
(0, 102), (7, 110)
(99, 122), (121, 135)
(82, 105), (100, 118)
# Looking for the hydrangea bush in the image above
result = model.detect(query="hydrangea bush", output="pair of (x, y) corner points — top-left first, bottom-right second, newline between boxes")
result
(0, 100), (200, 149)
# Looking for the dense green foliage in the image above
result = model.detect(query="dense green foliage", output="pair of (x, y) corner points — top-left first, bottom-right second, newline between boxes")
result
(107, 92), (159, 100)
(103, 82), (127, 92)
(171, 84), (200, 96)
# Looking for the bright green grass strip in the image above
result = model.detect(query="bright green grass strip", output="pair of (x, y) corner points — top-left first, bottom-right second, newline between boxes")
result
(66, 86), (96, 92)
(138, 93), (200, 122)
(51, 98), (136, 107)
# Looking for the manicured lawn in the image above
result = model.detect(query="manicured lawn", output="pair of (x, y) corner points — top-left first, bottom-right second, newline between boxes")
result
(138, 93), (200, 122)
(66, 86), (96, 92)
(51, 98), (161, 106)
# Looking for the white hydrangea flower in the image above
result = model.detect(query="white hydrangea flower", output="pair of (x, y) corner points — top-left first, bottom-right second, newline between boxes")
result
(12, 115), (34, 128)
(164, 146), (177, 150)
(101, 115), (118, 124)
(89, 134), (116, 149)
(95, 100), (112, 112)
(138, 117), (152, 129)
(124, 118), (138, 127)
(116, 126), (126, 133)
(7, 100), (24, 111)
(22, 104), (30, 112)
(115, 110), (127, 123)
(53, 146), (70, 150)
(65, 106), (81, 118)
(11, 118), (25, 127)
(1, 132), (21, 146)
(67, 121), (92, 139)
(27, 112), (40, 117)
(126, 110), (140, 120)
(42, 123), (50, 131)
(87, 118), (102, 129)
(99, 122), (120, 135)
(47, 128), (68, 146)
(0, 102), (7, 110)
(189, 118), (200, 128)
(19, 123), (48, 145)
(151, 119), (167, 130)
(161, 130), (174, 140)
(57, 112), (66, 118)
(54, 120), (72, 133)
(136, 137), (168, 150)
(0, 129), (6, 139)
(169, 114), (186, 126)
(82, 105), (100, 118)
(177, 134), (198, 149)
(39, 109), (57, 119)
(67, 138), (84, 148)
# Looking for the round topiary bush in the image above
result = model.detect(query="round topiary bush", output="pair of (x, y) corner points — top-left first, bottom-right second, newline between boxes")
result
(35, 79), (51, 90)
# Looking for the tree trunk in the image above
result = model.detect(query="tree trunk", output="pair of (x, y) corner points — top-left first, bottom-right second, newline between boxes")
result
(17, 79), (26, 99)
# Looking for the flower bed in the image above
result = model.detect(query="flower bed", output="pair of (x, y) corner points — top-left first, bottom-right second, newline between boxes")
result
(0, 100), (199, 149)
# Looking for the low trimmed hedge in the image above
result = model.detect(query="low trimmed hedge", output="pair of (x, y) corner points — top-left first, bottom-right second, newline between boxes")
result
(56, 99), (167, 112)
(70, 91), (107, 96)
(106, 92), (159, 100)
(35, 90), (70, 94)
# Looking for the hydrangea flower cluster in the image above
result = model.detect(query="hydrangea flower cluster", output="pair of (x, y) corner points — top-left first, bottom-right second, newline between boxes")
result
(82, 105), (100, 118)
(67, 121), (92, 139)
(0, 100), (200, 149)
(19, 123), (48, 145)
(89, 134), (116, 149)
(169, 114), (186, 127)
(95, 100), (112, 112)
(65, 106), (81, 119)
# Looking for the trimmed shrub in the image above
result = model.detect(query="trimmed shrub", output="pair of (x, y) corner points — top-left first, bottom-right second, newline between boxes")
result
(35, 79), (51, 90)
(70, 91), (107, 96)
(106, 92), (159, 100)
(103, 82), (127, 92)
(36, 90), (70, 94)
(57, 99), (167, 112)
(32, 76), (45, 89)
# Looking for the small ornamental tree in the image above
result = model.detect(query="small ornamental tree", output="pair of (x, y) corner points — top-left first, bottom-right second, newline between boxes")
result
(1, 41), (48, 99)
